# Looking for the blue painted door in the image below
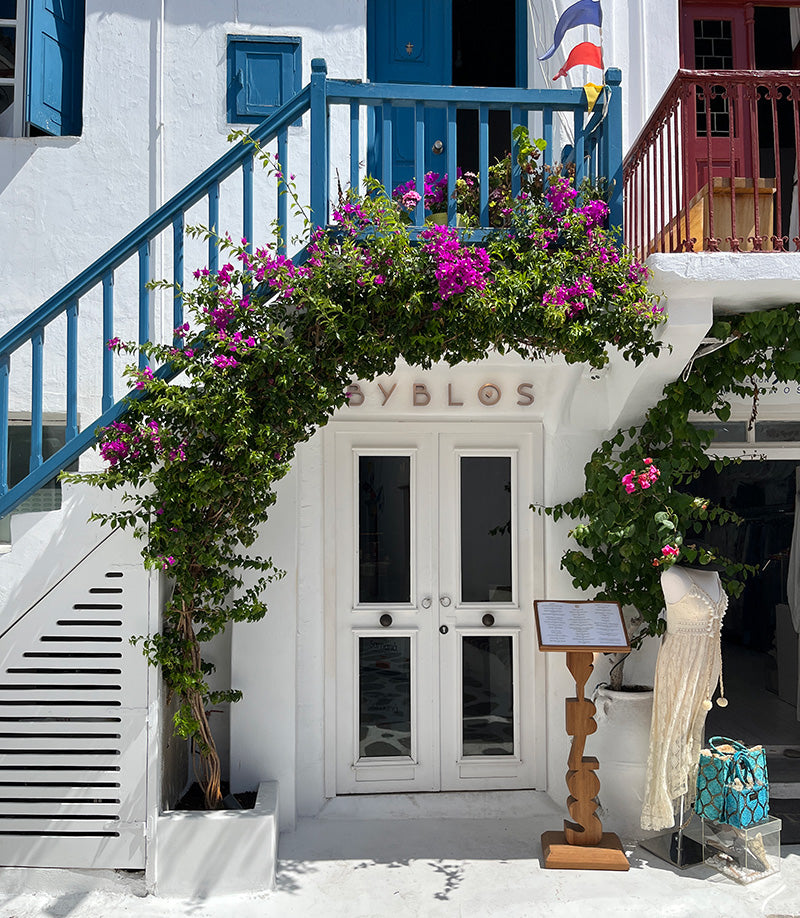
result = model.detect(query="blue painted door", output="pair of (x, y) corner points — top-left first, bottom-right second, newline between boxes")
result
(367, 0), (452, 194)
(27, 0), (85, 136)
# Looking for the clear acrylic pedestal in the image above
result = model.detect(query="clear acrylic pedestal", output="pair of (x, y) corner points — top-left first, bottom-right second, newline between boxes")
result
(702, 816), (782, 884)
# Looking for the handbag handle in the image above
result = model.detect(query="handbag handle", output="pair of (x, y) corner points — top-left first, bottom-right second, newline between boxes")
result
(709, 736), (748, 755)
(729, 755), (759, 788)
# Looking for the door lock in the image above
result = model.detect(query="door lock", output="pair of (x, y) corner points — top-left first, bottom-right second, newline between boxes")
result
(439, 625), (449, 635)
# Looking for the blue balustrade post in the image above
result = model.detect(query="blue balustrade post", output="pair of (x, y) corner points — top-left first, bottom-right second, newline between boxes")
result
(414, 103), (425, 226)
(208, 181), (220, 275)
(172, 216), (184, 346)
(381, 103), (393, 200)
(447, 103), (457, 225)
(511, 105), (522, 199)
(542, 108), (554, 170)
(278, 128), (289, 257)
(310, 58), (329, 230)
(349, 102), (360, 195)
(0, 354), (8, 497)
(573, 106), (585, 190)
(30, 328), (44, 474)
(138, 242), (150, 370)
(604, 68), (623, 239)
(479, 104), (489, 226)
(243, 150), (254, 256)
(102, 272), (114, 412)
(66, 300), (78, 443)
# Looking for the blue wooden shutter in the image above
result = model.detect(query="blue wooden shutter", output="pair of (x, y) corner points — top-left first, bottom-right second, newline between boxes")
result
(27, 0), (85, 136)
(227, 36), (301, 125)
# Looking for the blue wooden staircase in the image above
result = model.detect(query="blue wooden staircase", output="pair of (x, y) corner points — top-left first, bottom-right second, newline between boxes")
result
(0, 60), (622, 524)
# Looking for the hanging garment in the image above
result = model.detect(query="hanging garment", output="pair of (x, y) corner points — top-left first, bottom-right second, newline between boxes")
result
(641, 577), (727, 831)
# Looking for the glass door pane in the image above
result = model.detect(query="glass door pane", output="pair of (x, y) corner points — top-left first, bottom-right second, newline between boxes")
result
(460, 456), (512, 603)
(359, 455), (411, 603)
(461, 635), (514, 756)
(359, 635), (412, 758)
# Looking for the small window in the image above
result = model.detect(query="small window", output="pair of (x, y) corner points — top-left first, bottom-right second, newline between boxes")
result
(1, 420), (76, 544)
(0, 0), (85, 138)
(226, 35), (301, 125)
(693, 421), (749, 443)
(755, 421), (800, 442)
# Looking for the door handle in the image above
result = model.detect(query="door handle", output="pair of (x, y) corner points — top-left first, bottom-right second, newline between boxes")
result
(439, 595), (451, 607)
(432, 139), (444, 155)
(421, 596), (432, 609)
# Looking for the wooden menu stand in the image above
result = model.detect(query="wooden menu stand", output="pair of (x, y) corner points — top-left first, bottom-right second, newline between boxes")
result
(534, 600), (631, 871)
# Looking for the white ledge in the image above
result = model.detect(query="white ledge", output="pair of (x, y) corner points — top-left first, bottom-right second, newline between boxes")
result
(647, 252), (800, 312)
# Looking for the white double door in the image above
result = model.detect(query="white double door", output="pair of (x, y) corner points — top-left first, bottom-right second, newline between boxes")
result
(331, 423), (543, 794)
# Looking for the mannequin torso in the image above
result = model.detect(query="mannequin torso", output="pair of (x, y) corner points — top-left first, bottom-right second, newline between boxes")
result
(661, 566), (722, 605)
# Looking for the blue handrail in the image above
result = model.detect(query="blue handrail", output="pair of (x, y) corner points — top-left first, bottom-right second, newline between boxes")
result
(0, 61), (623, 522)
(0, 85), (313, 518)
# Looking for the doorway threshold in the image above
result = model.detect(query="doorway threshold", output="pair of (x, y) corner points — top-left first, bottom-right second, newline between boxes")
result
(318, 790), (562, 821)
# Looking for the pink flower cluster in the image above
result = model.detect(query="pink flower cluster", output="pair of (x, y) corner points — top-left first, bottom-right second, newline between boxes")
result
(652, 544), (680, 568)
(393, 172), (449, 211)
(419, 225), (490, 309)
(545, 178), (579, 215)
(621, 457), (660, 493)
(578, 199), (609, 230)
(543, 275), (596, 319)
(99, 418), (187, 468)
(135, 367), (154, 390)
(332, 202), (371, 229)
(99, 438), (129, 465)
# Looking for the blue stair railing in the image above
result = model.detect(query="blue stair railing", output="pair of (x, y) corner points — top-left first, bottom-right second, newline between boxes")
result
(0, 59), (622, 522)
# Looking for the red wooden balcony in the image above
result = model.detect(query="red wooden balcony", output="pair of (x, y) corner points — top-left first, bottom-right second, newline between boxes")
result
(624, 69), (800, 258)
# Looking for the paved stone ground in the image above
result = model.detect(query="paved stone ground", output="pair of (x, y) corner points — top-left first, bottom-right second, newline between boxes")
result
(0, 801), (799, 917)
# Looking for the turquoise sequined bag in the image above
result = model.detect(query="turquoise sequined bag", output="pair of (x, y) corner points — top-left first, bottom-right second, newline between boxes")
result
(695, 736), (769, 826)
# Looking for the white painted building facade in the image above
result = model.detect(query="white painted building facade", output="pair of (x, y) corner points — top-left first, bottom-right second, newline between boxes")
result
(1, 0), (799, 889)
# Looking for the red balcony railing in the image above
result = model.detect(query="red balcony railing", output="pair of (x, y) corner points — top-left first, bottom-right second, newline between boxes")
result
(624, 69), (800, 258)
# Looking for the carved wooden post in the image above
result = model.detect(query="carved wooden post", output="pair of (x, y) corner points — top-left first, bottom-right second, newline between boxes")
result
(540, 650), (630, 870)
(564, 651), (603, 846)
(534, 599), (631, 870)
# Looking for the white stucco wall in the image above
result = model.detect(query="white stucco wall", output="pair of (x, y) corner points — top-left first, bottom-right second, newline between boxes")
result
(0, 1), (366, 423)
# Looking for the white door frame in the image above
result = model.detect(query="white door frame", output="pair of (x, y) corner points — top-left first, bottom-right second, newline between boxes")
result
(322, 420), (546, 797)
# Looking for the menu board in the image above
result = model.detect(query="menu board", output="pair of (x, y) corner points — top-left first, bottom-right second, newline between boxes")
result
(534, 600), (630, 652)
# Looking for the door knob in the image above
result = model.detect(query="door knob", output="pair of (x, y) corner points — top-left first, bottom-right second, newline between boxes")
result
(379, 613), (392, 628)
(432, 140), (444, 155)
(439, 595), (451, 607)
(482, 613), (495, 627)
(421, 596), (432, 609)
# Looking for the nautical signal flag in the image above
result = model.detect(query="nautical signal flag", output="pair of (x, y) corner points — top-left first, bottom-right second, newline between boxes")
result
(553, 42), (603, 81)
(540, 0), (604, 82)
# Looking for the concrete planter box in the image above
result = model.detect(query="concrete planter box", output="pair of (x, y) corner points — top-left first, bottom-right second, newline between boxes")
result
(154, 780), (278, 897)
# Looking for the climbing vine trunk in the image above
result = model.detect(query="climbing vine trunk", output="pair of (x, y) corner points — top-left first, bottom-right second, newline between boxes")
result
(178, 606), (222, 809)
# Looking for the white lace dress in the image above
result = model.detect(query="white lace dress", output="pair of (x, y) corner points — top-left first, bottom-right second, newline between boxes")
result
(640, 582), (728, 831)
